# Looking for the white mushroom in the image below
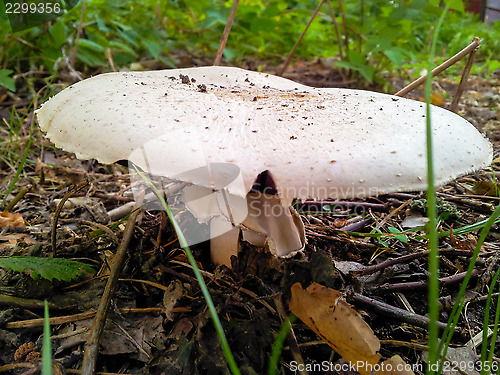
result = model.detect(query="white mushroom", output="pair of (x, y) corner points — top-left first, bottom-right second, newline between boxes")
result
(36, 66), (492, 266)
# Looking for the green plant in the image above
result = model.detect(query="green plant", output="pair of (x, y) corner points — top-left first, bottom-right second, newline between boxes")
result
(0, 69), (16, 91)
(0, 256), (95, 281)
(2, 0), (499, 86)
(42, 300), (53, 375)
(424, 4), (447, 374)
(268, 314), (296, 375)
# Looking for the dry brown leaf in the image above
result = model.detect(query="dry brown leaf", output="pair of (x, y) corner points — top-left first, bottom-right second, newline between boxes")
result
(0, 211), (25, 228)
(290, 282), (381, 375)
(290, 283), (415, 375)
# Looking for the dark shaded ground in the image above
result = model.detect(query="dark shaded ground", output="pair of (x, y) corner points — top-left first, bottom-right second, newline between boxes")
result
(0, 60), (499, 375)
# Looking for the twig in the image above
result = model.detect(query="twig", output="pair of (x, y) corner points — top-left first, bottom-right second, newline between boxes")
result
(0, 294), (55, 310)
(80, 207), (140, 375)
(374, 268), (483, 293)
(6, 307), (167, 329)
(394, 38), (480, 97)
(4, 184), (32, 212)
(325, 0), (343, 60)
(70, 0), (87, 70)
(52, 179), (90, 256)
(213, 0), (239, 66)
(277, 0), (326, 76)
(295, 200), (389, 212)
(449, 37), (480, 112)
(354, 249), (475, 276)
(80, 219), (120, 244)
(337, 0), (349, 60)
(339, 217), (374, 232)
(0, 363), (37, 373)
(348, 292), (448, 330)
(437, 192), (494, 214)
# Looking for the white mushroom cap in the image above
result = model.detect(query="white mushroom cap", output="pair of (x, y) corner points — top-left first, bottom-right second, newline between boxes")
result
(36, 66), (492, 202)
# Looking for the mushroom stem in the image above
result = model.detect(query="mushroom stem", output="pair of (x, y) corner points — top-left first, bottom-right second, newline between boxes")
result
(208, 192), (306, 266)
(242, 192), (305, 257)
(210, 217), (241, 266)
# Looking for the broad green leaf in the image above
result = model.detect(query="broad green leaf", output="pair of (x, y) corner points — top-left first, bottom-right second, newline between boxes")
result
(0, 69), (15, 92)
(444, 0), (465, 12)
(78, 38), (106, 53)
(0, 256), (95, 281)
(388, 226), (409, 243)
(49, 20), (67, 48)
(489, 60), (500, 73)
(384, 48), (405, 66)
(144, 40), (161, 59)
(110, 40), (136, 56)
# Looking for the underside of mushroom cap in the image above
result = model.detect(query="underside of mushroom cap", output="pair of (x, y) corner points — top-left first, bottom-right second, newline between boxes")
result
(36, 66), (493, 201)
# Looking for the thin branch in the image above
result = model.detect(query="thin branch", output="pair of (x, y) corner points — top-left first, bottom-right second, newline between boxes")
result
(337, 0), (349, 60)
(277, 0), (326, 76)
(449, 38), (479, 112)
(374, 268), (483, 294)
(213, 0), (239, 66)
(394, 38), (480, 97)
(80, 208), (140, 375)
(349, 292), (448, 330)
(70, 0), (87, 70)
(325, 0), (343, 60)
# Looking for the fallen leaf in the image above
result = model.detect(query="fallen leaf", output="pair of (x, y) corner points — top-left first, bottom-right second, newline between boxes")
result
(0, 211), (25, 228)
(290, 282), (381, 375)
(290, 283), (415, 375)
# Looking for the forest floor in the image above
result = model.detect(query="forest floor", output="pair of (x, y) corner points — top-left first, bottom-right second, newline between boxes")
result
(0, 58), (499, 375)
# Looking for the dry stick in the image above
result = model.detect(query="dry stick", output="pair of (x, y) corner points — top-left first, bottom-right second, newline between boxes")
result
(337, 0), (349, 60)
(277, 0), (326, 76)
(349, 292), (448, 331)
(375, 268), (483, 294)
(80, 208), (140, 375)
(213, 0), (239, 66)
(6, 307), (168, 329)
(70, 0), (87, 70)
(4, 184), (32, 212)
(0, 363), (37, 373)
(356, 249), (475, 276)
(0, 294), (55, 310)
(296, 200), (389, 212)
(52, 179), (90, 256)
(394, 38), (481, 97)
(325, 0), (343, 60)
(449, 37), (480, 112)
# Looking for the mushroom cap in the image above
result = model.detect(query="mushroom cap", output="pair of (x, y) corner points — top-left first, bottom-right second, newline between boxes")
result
(36, 66), (492, 200)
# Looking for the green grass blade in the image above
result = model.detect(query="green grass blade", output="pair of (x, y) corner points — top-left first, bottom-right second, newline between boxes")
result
(1, 134), (33, 208)
(268, 314), (296, 375)
(482, 267), (500, 374)
(134, 168), (241, 375)
(438, 203), (500, 374)
(42, 300), (52, 375)
(425, 6), (449, 374)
